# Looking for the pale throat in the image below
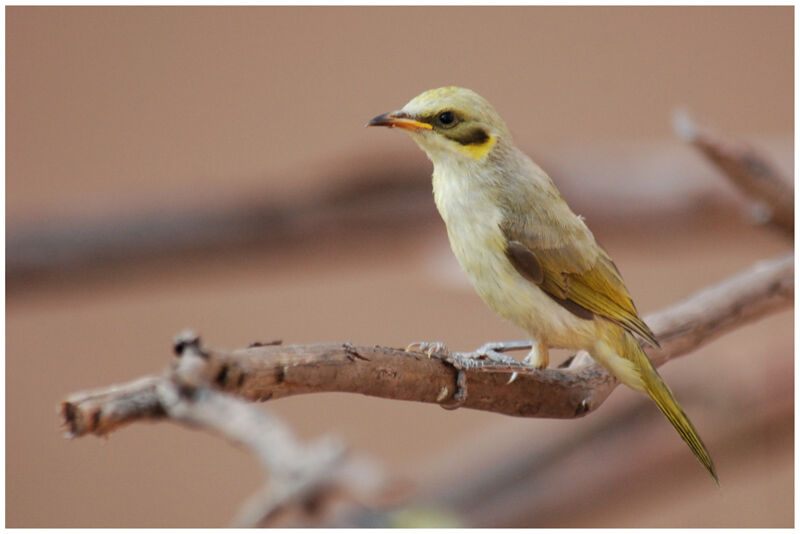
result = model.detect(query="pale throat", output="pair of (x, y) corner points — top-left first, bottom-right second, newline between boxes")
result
(431, 159), (506, 256)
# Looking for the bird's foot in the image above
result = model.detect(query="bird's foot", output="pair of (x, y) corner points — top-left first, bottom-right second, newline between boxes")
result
(406, 341), (450, 358)
(405, 340), (544, 406)
(457, 340), (538, 384)
(456, 340), (530, 367)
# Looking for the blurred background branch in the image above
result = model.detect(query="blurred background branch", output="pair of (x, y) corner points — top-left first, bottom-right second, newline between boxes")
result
(673, 109), (793, 236)
(6, 162), (435, 291)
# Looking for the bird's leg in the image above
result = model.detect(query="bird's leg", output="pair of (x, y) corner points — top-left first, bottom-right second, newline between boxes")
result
(522, 338), (549, 370)
(507, 338), (549, 384)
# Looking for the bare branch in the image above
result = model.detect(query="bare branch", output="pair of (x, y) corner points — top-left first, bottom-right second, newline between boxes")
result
(61, 253), (793, 436)
(60, 376), (166, 437)
(62, 335), (361, 527)
(8, 162), (434, 286)
(645, 255), (794, 365)
(673, 109), (794, 236)
(172, 337), (351, 526)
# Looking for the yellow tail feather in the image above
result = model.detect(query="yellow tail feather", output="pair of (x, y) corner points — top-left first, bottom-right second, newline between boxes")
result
(624, 334), (719, 485)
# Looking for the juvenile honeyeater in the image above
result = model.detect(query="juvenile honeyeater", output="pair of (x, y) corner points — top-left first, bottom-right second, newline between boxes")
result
(367, 86), (717, 483)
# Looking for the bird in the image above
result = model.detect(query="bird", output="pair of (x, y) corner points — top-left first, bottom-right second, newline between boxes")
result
(366, 86), (717, 484)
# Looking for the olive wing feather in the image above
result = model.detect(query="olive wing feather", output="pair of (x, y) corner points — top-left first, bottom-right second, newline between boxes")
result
(500, 216), (659, 347)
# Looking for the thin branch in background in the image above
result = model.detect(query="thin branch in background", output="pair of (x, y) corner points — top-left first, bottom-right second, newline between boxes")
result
(7, 163), (433, 287)
(673, 109), (794, 236)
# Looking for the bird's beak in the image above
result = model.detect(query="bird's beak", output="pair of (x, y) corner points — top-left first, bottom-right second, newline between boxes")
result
(366, 111), (433, 131)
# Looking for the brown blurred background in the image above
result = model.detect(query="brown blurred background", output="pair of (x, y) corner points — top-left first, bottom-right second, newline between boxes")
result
(6, 6), (793, 527)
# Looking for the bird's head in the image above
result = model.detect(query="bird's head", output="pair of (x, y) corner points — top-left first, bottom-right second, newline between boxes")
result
(367, 86), (510, 164)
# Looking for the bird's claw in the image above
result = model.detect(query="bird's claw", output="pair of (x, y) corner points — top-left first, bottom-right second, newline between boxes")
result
(406, 341), (450, 358)
(460, 341), (545, 384)
(407, 339), (543, 397)
(453, 341), (526, 378)
(465, 342), (523, 366)
(506, 358), (547, 385)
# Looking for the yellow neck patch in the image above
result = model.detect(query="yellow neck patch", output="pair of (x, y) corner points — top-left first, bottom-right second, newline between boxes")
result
(455, 133), (496, 160)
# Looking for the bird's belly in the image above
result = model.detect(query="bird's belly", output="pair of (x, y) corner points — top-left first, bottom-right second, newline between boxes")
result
(441, 208), (596, 350)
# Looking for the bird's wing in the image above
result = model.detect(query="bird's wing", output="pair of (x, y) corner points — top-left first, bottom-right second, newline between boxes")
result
(500, 210), (659, 347)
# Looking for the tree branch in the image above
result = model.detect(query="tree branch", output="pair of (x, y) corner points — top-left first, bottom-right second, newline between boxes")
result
(7, 163), (434, 287)
(62, 333), (387, 527)
(61, 253), (793, 437)
(673, 109), (794, 236)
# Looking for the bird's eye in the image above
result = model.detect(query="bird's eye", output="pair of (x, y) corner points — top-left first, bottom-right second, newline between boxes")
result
(437, 111), (457, 127)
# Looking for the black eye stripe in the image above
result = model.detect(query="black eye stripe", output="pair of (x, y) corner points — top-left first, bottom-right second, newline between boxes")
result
(416, 113), (491, 146)
(446, 127), (490, 146)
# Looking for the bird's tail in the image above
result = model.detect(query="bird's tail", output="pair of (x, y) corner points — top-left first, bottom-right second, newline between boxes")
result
(612, 332), (718, 485)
